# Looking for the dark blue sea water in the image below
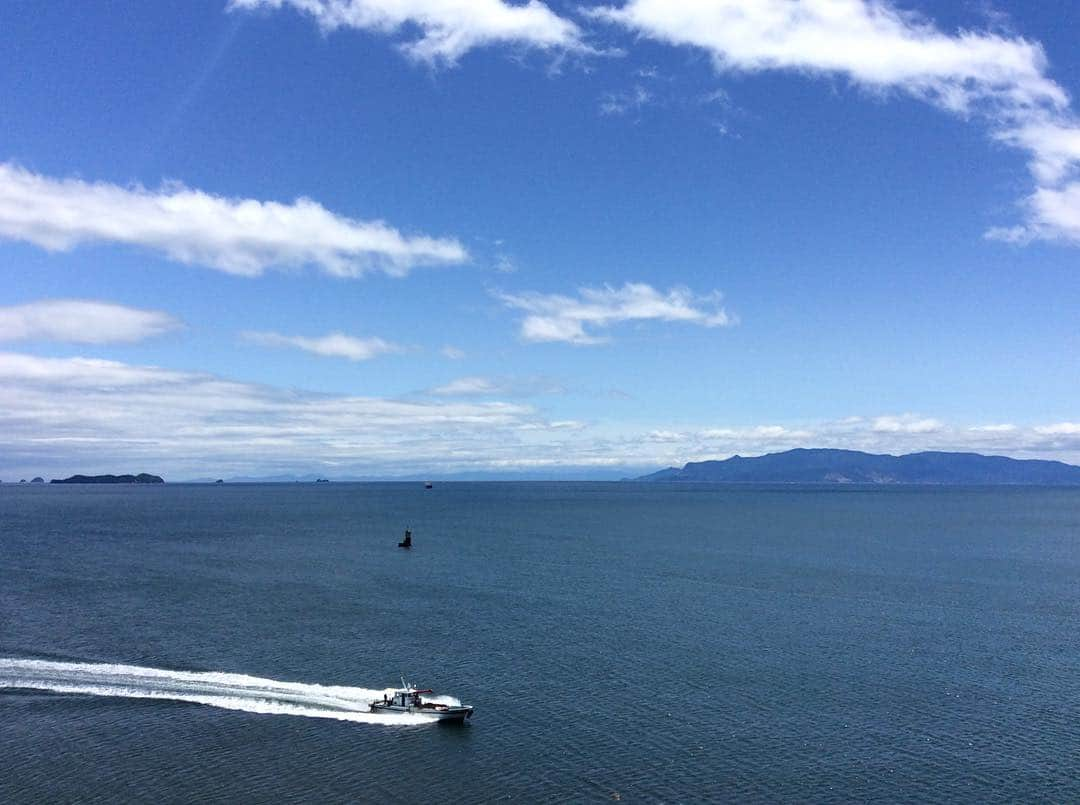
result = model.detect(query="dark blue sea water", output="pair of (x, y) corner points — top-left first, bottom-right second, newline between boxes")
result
(2, 482), (1079, 802)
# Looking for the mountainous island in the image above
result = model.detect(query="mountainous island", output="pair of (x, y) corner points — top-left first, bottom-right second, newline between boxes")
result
(50, 473), (164, 484)
(636, 449), (1080, 485)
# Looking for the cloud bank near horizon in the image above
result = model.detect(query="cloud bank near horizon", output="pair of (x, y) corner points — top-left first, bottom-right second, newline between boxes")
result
(0, 351), (1076, 480)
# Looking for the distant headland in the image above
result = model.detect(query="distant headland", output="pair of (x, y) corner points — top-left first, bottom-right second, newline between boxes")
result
(50, 473), (164, 484)
(635, 448), (1080, 485)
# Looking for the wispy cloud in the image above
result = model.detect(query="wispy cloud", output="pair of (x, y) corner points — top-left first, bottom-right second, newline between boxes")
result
(428, 375), (566, 397)
(493, 254), (518, 274)
(0, 162), (467, 278)
(429, 376), (501, 396)
(495, 282), (735, 345)
(440, 345), (466, 360)
(230, 0), (585, 65)
(592, 0), (1080, 244)
(242, 331), (404, 361)
(599, 84), (652, 116)
(0, 299), (181, 344)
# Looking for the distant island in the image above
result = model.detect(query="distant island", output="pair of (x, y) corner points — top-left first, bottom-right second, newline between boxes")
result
(635, 448), (1080, 485)
(50, 473), (164, 484)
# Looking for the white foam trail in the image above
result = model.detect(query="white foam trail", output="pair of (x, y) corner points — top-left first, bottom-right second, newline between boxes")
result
(0, 659), (442, 725)
(423, 693), (462, 706)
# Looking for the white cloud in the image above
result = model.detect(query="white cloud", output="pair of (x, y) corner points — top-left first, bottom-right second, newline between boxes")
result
(592, 0), (1080, 244)
(440, 345), (466, 360)
(230, 0), (584, 65)
(0, 162), (467, 277)
(1034, 422), (1080, 436)
(547, 419), (585, 430)
(0, 299), (180, 344)
(646, 429), (686, 442)
(593, 0), (1065, 112)
(518, 419), (585, 431)
(871, 415), (944, 434)
(995, 118), (1080, 185)
(988, 182), (1080, 245)
(969, 423), (1017, 433)
(699, 425), (814, 441)
(242, 330), (404, 361)
(496, 282), (735, 344)
(0, 352), (190, 389)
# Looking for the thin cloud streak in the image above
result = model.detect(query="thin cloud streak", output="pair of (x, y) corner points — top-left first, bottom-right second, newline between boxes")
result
(427, 375), (567, 397)
(496, 282), (735, 345)
(0, 299), (181, 344)
(242, 331), (405, 361)
(0, 162), (467, 278)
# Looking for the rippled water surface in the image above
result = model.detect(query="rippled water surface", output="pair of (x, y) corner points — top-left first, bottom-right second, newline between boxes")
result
(2, 482), (1079, 802)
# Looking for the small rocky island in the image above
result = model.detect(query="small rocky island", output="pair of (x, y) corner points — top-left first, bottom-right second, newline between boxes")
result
(50, 473), (164, 484)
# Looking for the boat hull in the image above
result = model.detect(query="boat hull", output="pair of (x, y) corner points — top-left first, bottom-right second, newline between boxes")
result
(369, 703), (473, 722)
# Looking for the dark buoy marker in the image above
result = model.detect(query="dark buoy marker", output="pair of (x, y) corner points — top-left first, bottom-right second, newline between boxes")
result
(398, 528), (412, 549)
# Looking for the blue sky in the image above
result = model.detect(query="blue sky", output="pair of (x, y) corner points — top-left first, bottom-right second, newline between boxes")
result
(1, 0), (1079, 480)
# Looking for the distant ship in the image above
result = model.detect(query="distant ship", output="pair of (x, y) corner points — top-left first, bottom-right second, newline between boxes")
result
(425, 481), (433, 489)
(370, 678), (473, 723)
(398, 529), (412, 549)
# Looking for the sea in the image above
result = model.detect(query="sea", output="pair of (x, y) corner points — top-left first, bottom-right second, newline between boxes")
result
(2, 482), (1079, 803)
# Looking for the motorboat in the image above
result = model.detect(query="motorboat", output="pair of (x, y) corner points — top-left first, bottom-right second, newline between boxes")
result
(370, 679), (473, 722)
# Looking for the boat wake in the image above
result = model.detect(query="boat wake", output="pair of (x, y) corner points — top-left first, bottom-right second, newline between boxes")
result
(0, 658), (448, 726)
